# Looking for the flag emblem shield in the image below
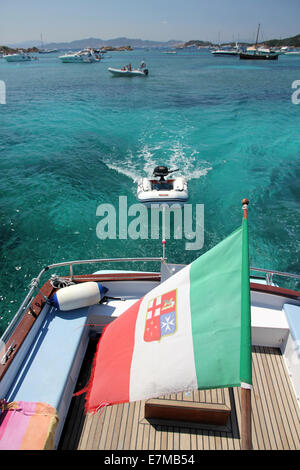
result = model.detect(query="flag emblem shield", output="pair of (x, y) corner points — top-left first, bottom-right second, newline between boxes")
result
(144, 289), (177, 342)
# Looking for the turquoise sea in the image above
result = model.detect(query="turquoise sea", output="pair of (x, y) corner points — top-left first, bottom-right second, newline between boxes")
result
(0, 49), (300, 334)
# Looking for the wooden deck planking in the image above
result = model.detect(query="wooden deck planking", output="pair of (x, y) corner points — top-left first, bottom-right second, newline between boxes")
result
(59, 345), (300, 451)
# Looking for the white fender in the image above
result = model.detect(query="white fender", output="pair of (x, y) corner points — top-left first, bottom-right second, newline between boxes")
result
(51, 282), (107, 311)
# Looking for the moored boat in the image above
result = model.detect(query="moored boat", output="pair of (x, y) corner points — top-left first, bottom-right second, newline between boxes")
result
(39, 49), (58, 54)
(3, 51), (32, 62)
(59, 49), (99, 63)
(240, 25), (279, 60)
(0, 200), (299, 451)
(240, 50), (279, 60)
(284, 50), (300, 56)
(212, 49), (239, 56)
(212, 43), (241, 56)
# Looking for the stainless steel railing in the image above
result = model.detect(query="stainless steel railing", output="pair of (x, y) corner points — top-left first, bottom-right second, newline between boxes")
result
(250, 267), (300, 286)
(0, 257), (165, 344)
(1, 258), (299, 345)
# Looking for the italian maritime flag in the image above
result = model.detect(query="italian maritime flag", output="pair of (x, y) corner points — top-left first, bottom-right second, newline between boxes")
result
(86, 217), (252, 413)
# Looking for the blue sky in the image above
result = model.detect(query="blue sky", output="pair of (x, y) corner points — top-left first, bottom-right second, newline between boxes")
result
(1, 0), (300, 45)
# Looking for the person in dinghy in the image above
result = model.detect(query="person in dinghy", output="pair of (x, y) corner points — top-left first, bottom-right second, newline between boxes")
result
(108, 61), (149, 76)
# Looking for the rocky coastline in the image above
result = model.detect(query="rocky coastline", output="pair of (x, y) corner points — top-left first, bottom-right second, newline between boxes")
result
(0, 46), (39, 54)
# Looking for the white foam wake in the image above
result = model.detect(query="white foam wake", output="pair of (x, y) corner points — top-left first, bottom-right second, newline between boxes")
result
(102, 142), (212, 182)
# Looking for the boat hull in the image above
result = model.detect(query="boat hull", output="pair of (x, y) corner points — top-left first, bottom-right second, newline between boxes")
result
(212, 51), (239, 56)
(137, 191), (189, 206)
(137, 176), (188, 205)
(1, 261), (299, 450)
(4, 55), (31, 62)
(59, 56), (96, 63)
(239, 52), (278, 60)
(108, 67), (148, 77)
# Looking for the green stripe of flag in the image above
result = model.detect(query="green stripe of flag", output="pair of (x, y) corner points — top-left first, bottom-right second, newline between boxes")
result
(189, 222), (252, 390)
(240, 217), (252, 385)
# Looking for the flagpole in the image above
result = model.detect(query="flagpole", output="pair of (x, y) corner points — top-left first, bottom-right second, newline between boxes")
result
(162, 205), (166, 259)
(241, 384), (252, 450)
(241, 198), (252, 450)
(242, 198), (249, 220)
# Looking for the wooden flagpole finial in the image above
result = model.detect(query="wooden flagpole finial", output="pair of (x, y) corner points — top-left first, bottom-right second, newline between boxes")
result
(242, 198), (249, 219)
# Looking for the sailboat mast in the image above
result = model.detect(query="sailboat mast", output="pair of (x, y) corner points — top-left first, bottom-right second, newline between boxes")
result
(255, 24), (260, 49)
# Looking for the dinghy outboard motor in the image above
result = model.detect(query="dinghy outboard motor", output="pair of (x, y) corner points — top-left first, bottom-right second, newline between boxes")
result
(153, 166), (179, 181)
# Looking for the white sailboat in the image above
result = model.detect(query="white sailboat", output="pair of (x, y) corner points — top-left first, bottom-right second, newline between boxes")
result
(39, 34), (57, 54)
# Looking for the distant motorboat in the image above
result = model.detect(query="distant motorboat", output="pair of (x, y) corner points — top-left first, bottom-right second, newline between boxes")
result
(3, 51), (32, 62)
(284, 50), (300, 56)
(59, 49), (99, 63)
(108, 62), (148, 77)
(212, 43), (241, 56)
(39, 49), (58, 54)
(212, 48), (239, 56)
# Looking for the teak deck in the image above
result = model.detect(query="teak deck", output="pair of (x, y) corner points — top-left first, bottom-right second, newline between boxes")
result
(59, 344), (300, 451)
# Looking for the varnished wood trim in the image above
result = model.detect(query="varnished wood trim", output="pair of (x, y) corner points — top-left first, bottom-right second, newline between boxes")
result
(145, 399), (231, 426)
(0, 281), (55, 382)
(65, 272), (161, 282)
(0, 273), (160, 383)
(250, 282), (300, 300)
(1, 275), (299, 386)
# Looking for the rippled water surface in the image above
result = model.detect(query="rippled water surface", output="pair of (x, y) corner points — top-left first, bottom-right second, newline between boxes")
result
(0, 50), (300, 333)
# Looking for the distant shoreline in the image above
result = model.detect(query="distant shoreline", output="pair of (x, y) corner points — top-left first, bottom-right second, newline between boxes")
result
(0, 45), (133, 54)
(2, 32), (300, 54)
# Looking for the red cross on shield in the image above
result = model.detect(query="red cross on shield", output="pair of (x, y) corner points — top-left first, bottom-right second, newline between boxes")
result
(144, 290), (177, 342)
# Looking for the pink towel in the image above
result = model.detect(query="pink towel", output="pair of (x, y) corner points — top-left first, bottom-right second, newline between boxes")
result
(0, 400), (58, 450)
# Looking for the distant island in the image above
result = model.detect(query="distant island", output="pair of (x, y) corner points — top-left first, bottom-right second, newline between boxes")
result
(0, 45), (40, 54)
(2, 32), (300, 54)
(0, 44), (133, 54)
(4, 37), (181, 51)
(176, 33), (300, 49)
(263, 34), (300, 48)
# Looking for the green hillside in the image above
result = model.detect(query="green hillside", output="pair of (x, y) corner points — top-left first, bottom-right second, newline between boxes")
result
(264, 34), (300, 47)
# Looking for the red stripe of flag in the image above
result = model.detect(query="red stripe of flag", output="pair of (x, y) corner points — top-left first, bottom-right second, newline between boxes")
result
(86, 298), (142, 412)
